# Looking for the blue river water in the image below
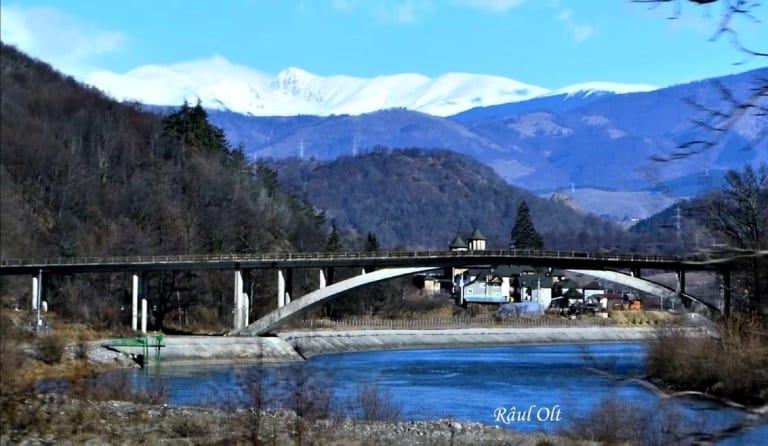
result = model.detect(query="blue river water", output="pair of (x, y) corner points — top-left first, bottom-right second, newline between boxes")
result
(126, 343), (766, 445)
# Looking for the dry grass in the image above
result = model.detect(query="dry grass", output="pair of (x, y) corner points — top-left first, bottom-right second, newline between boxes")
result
(646, 313), (768, 406)
(559, 395), (691, 446)
(608, 310), (680, 326)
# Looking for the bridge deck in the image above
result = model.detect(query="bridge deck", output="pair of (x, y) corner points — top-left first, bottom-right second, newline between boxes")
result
(0, 249), (741, 275)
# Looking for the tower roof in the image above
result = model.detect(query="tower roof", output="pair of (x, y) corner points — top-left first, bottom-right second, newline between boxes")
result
(449, 234), (468, 249)
(468, 228), (486, 241)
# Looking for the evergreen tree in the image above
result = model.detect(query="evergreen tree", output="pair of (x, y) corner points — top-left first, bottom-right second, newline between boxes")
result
(325, 224), (342, 252)
(162, 100), (230, 156)
(365, 231), (380, 251)
(510, 201), (544, 250)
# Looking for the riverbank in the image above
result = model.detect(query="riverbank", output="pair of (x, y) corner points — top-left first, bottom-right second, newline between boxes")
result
(93, 326), (696, 365)
(2, 393), (586, 446)
(281, 326), (669, 358)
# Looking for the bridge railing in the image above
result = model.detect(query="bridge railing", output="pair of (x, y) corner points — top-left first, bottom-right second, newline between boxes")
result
(0, 249), (705, 268)
(292, 315), (623, 329)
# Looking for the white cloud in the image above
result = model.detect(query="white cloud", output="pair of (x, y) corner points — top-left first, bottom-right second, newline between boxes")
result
(0, 5), (126, 78)
(395, 2), (418, 23)
(455, 0), (525, 12)
(329, 0), (429, 24)
(330, 0), (352, 11)
(571, 24), (594, 42)
(555, 8), (593, 43)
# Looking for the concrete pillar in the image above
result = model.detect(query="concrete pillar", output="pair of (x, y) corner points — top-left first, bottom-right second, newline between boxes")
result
(285, 268), (293, 304)
(141, 298), (148, 334)
(278, 268), (293, 306)
(31, 275), (39, 311)
(673, 270), (686, 311)
(679, 270), (686, 294)
(33, 270), (43, 330)
(234, 269), (243, 330)
(132, 274), (139, 332)
(242, 292), (249, 326)
(319, 268), (327, 289)
(361, 267), (367, 275)
(278, 269), (286, 308)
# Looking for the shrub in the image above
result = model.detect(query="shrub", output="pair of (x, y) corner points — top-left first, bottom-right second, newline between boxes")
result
(559, 395), (688, 446)
(646, 314), (768, 406)
(238, 366), (273, 444)
(356, 382), (402, 422)
(67, 371), (168, 405)
(36, 333), (66, 365)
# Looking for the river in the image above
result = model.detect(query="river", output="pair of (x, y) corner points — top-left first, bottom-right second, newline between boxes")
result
(126, 342), (766, 444)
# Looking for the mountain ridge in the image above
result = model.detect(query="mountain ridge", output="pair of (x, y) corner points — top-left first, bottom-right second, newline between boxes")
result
(147, 67), (766, 220)
(270, 149), (632, 250)
(88, 57), (658, 117)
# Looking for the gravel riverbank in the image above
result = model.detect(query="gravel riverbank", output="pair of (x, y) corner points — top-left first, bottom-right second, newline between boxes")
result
(4, 393), (588, 446)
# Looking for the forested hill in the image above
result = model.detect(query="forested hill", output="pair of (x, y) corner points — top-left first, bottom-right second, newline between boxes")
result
(271, 149), (632, 250)
(0, 43), (327, 262)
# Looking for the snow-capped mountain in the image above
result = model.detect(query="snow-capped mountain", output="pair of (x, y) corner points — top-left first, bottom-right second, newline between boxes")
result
(86, 56), (658, 117)
(553, 81), (657, 97)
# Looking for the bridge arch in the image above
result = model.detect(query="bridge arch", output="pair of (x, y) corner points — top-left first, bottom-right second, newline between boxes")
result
(239, 266), (440, 336)
(568, 269), (718, 316)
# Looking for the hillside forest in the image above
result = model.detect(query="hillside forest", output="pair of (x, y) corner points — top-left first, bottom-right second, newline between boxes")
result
(1, 43), (766, 330)
(0, 44), (328, 330)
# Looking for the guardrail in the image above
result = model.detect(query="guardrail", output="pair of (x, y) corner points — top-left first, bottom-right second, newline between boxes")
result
(0, 249), (705, 268)
(294, 316), (623, 329)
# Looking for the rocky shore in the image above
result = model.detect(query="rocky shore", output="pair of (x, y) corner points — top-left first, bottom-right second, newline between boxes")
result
(5, 393), (587, 446)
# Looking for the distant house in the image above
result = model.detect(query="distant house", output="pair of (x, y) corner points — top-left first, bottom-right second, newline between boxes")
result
(422, 276), (442, 295)
(444, 230), (566, 308)
(459, 269), (508, 304)
(583, 280), (604, 299)
(448, 229), (486, 298)
(516, 273), (554, 308)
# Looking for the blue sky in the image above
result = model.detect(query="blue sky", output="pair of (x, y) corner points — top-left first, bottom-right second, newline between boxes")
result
(1, 0), (766, 89)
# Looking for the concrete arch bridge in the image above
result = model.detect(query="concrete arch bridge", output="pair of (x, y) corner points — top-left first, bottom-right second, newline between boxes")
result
(2, 249), (762, 335)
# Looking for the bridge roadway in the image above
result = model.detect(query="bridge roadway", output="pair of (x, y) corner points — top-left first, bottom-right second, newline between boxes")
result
(0, 249), (746, 275)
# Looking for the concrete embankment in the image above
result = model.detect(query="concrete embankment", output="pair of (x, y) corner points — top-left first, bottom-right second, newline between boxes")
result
(94, 335), (304, 365)
(97, 326), (698, 364)
(278, 326), (663, 358)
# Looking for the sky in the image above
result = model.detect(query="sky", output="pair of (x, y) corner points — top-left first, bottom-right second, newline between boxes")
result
(1, 0), (766, 91)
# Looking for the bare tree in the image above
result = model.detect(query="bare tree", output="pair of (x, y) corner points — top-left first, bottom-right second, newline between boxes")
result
(704, 164), (768, 312)
(638, 1), (767, 162)
(636, 0), (766, 61)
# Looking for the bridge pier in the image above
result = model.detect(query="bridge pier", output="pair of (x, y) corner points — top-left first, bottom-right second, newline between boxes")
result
(319, 268), (326, 289)
(234, 269), (251, 331)
(31, 274), (39, 312)
(31, 270), (43, 330)
(141, 298), (147, 334)
(277, 268), (293, 308)
(132, 274), (139, 331)
(673, 270), (686, 310)
(131, 273), (149, 332)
